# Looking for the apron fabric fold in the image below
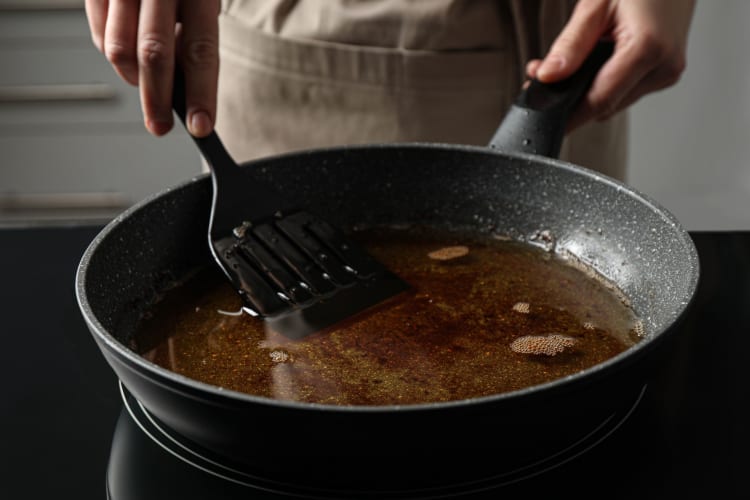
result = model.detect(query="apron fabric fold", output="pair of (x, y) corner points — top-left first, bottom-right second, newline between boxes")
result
(216, 0), (627, 180)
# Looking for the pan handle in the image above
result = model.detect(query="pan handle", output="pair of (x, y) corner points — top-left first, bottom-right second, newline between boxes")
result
(489, 41), (614, 159)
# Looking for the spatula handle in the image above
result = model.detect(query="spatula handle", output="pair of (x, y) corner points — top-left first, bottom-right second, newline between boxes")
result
(170, 65), (299, 234)
(171, 67), (240, 177)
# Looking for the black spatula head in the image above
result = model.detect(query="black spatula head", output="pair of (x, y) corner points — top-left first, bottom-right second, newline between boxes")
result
(171, 68), (410, 338)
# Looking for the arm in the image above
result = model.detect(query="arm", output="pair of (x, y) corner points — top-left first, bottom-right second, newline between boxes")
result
(84, 0), (221, 137)
(527, 0), (696, 130)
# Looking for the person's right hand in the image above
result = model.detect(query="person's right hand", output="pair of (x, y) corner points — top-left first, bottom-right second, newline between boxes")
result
(85, 0), (221, 137)
(525, 0), (694, 131)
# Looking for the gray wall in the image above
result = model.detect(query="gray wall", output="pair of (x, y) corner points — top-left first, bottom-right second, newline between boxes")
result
(628, 0), (750, 230)
(0, 4), (201, 223)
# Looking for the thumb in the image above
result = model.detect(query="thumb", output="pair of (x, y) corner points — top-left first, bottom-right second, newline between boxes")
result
(537, 0), (611, 83)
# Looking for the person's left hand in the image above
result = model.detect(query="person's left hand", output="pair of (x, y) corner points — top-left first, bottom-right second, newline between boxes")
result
(526, 0), (696, 131)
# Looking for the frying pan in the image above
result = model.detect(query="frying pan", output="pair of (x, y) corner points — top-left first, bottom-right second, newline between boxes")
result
(76, 45), (699, 495)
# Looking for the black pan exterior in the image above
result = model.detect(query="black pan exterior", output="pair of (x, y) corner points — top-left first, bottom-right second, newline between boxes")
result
(77, 144), (699, 491)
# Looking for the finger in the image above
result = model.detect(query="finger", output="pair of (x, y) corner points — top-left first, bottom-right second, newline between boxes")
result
(566, 23), (688, 130)
(536, 0), (611, 83)
(565, 71), (646, 131)
(178, 0), (220, 137)
(85, 0), (108, 52)
(580, 36), (663, 123)
(104, 0), (140, 85)
(525, 59), (542, 79)
(137, 0), (177, 136)
(599, 61), (686, 120)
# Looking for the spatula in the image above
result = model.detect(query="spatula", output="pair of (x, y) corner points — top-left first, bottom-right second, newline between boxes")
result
(171, 70), (410, 339)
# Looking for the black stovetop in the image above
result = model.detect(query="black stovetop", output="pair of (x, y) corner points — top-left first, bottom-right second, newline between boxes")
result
(2, 225), (749, 499)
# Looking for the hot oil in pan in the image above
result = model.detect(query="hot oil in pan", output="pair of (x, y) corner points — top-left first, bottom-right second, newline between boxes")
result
(135, 226), (643, 406)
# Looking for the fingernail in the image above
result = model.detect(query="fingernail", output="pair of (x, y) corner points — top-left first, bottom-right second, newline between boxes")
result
(538, 55), (565, 81)
(189, 111), (212, 137)
(146, 118), (172, 136)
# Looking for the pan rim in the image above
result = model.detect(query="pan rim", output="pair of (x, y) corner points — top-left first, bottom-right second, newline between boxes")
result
(75, 141), (700, 414)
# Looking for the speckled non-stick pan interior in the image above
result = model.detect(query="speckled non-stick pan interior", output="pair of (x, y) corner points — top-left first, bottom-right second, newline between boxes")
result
(81, 143), (698, 355)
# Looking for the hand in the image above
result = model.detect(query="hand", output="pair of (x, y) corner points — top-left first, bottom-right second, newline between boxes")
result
(85, 0), (221, 137)
(526, 0), (696, 130)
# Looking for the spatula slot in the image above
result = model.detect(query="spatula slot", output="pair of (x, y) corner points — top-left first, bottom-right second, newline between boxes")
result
(236, 236), (313, 304)
(275, 214), (356, 286)
(213, 238), (288, 316)
(252, 222), (336, 295)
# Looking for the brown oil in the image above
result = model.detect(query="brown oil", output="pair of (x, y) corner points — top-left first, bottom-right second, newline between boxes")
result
(134, 226), (641, 406)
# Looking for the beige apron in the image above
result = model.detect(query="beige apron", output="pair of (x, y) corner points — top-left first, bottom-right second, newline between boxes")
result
(215, 0), (628, 181)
